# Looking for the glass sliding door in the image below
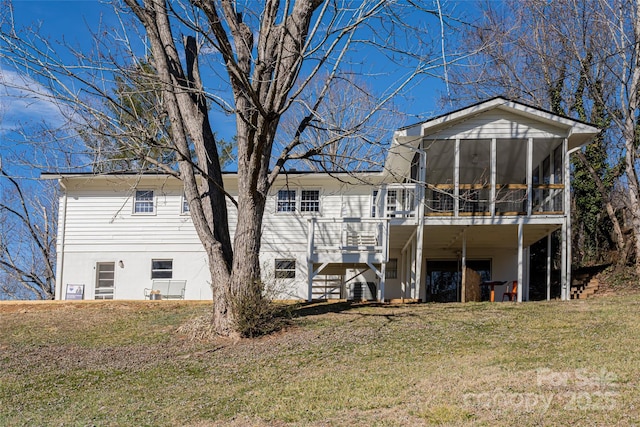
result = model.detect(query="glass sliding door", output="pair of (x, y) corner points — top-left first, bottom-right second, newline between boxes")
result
(426, 259), (491, 302)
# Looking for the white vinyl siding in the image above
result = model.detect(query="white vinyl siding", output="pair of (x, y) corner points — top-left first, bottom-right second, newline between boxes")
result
(60, 184), (214, 249)
(426, 110), (569, 141)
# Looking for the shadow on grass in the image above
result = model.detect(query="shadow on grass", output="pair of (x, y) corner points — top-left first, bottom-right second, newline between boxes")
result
(289, 300), (421, 319)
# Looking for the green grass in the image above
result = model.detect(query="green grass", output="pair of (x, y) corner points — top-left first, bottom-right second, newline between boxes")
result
(1, 297), (639, 426)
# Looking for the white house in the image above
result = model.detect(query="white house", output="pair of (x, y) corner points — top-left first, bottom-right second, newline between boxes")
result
(45, 98), (599, 303)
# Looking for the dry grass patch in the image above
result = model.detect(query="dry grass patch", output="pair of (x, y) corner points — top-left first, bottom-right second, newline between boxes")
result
(1, 297), (640, 425)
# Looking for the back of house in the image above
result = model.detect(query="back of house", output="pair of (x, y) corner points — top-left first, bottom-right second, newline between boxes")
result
(46, 97), (599, 303)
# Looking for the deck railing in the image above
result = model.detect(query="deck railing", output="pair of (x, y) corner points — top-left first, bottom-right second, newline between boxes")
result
(422, 183), (564, 216)
(373, 183), (418, 218)
(308, 217), (389, 260)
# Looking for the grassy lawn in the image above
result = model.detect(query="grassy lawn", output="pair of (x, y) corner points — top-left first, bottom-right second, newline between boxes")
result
(1, 296), (639, 426)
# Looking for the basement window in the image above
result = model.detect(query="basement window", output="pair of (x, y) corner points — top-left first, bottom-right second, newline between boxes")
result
(275, 259), (296, 279)
(151, 259), (173, 279)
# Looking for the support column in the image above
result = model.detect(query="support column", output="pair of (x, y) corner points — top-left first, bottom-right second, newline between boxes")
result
(563, 137), (572, 300)
(307, 218), (316, 302)
(415, 148), (426, 302)
(517, 222), (524, 302)
(415, 226), (424, 302)
(490, 138), (497, 217)
(307, 261), (314, 302)
(561, 220), (568, 300)
(411, 238), (417, 299)
(525, 247), (530, 301)
(546, 233), (552, 301)
(400, 248), (406, 301)
(379, 262), (387, 302)
(406, 247), (412, 299)
(461, 228), (467, 303)
(454, 138), (460, 217)
(527, 137), (533, 216)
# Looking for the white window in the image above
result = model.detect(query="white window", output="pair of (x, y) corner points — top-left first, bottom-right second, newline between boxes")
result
(386, 190), (397, 217)
(181, 194), (190, 214)
(134, 190), (155, 214)
(371, 190), (379, 217)
(151, 259), (173, 279)
(277, 190), (297, 212)
(300, 190), (320, 212)
(275, 259), (296, 279)
(385, 258), (398, 279)
(277, 189), (320, 213)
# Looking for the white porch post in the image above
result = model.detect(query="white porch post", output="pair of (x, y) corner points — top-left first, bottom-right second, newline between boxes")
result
(517, 221), (524, 302)
(454, 138), (460, 217)
(546, 233), (552, 301)
(527, 137), (533, 216)
(411, 238), (417, 299)
(563, 137), (572, 300)
(561, 219), (568, 300)
(415, 148), (426, 302)
(490, 138), (497, 217)
(307, 261), (314, 302)
(461, 228), (467, 303)
(379, 262), (387, 302)
(401, 228), (417, 300)
(525, 247), (530, 301)
(400, 248), (405, 300)
(406, 247), (412, 299)
(307, 218), (316, 302)
(415, 231), (424, 302)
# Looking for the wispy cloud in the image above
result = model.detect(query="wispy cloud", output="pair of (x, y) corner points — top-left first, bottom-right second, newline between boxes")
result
(0, 66), (67, 133)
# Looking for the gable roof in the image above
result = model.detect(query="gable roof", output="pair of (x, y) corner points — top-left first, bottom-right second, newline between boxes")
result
(399, 96), (598, 134)
(384, 96), (600, 179)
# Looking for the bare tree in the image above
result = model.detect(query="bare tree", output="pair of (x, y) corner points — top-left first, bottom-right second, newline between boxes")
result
(0, 165), (56, 299)
(451, 0), (640, 270)
(1, 0), (468, 335)
(278, 73), (401, 172)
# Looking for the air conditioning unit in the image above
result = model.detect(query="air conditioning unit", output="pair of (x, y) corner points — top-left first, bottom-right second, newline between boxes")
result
(348, 282), (377, 301)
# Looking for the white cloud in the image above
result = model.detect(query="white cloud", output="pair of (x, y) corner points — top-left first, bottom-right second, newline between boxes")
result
(0, 66), (68, 133)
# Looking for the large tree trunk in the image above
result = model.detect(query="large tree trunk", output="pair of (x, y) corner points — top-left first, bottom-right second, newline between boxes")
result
(621, 1), (640, 276)
(126, 0), (322, 336)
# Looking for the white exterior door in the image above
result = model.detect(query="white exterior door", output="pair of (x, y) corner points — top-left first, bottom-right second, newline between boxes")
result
(95, 262), (115, 300)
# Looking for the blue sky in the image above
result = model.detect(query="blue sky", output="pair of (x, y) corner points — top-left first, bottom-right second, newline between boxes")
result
(1, 0), (481, 170)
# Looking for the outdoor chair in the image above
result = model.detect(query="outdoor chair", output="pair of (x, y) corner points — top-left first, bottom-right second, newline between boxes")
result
(502, 280), (518, 302)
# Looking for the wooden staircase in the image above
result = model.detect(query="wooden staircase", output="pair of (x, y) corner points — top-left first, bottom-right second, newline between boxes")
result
(571, 276), (600, 300)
